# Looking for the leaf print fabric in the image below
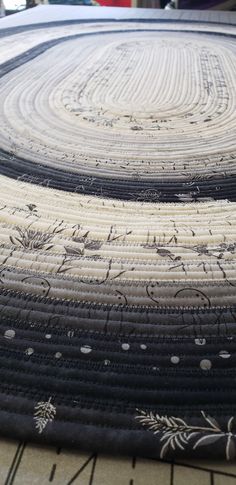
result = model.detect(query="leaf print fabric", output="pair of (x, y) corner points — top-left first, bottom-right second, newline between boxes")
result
(34, 398), (56, 434)
(136, 410), (236, 460)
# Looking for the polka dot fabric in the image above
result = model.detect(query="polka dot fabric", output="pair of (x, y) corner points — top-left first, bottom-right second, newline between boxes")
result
(0, 12), (236, 460)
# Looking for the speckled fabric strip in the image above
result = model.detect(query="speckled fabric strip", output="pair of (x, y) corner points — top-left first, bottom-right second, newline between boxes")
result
(0, 15), (236, 460)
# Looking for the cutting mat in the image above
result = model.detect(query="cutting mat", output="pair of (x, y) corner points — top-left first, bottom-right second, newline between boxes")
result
(1, 438), (236, 485)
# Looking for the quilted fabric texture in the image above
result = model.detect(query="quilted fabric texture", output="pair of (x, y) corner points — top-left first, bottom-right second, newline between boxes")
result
(0, 13), (236, 460)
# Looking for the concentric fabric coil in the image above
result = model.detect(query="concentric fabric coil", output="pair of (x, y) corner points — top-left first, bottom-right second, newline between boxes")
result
(0, 12), (236, 460)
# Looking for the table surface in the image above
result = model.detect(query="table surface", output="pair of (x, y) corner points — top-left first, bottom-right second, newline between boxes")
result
(1, 5), (236, 484)
(0, 3), (236, 29)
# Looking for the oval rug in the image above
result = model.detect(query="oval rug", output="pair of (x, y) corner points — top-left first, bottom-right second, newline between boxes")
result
(0, 13), (236, 460)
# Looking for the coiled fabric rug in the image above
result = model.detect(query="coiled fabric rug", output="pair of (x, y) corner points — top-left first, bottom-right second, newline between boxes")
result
(0, 11), (236, 460)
